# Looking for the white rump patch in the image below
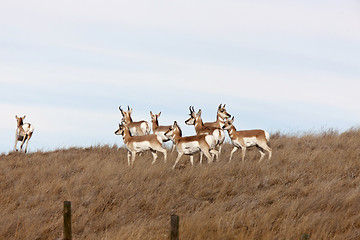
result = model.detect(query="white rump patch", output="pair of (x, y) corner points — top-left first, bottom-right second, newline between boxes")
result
(22, 123), (34, 133)
(129, 127), (139, 136)
(264, 131), (270, 142)
(205, 135), (216, 148)
(156, 131), (169, 142)
(140, 122), (149, 134)
(181, 141), (200, 154)
(211, 129), (225, 144)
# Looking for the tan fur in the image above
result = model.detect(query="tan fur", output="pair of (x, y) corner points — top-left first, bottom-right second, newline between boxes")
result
(150, 111), (176, 152)
(203, 104), (231, 129)
(14, 115), (34, 153)
(223, 117), (272, 163)
(119, 106), (151, 136)
(165, 121), (218, 169)
(115, 123), (167, 166)
(185, 106), (225, 158)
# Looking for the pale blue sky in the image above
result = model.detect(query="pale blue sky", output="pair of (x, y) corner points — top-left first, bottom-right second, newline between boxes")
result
(1, 0), (360, 153)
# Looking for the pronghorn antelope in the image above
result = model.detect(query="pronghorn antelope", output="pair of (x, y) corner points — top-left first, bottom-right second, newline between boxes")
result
(165, 121), (219, 169)
(222, 117), (272, 163)
(114, 122), (167, 166)
(203, 104), (231, 129)
(150, 111), (175, 151)
(14, 115), (34, 153)
(119, 106), (151, 136)
(185, 106), (225, 156)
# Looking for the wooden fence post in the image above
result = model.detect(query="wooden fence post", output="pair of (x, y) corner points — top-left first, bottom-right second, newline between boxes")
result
(63, 201), (72, 240)
(300, 233), (310, 240)
(170, 214), (179, 240)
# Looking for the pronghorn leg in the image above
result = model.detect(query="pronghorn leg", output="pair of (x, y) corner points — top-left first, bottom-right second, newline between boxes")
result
(153, 145), (167, 163)
(240, 146), (247, 162)
(256, 146), (266, 163)
(127, 151), (131, 166)
(14, 133), (18, 152)
(173, 152), (183, 169)
(199, 152), (203, 164)
(24, 133), (32, 153)
(229, 146), (238, 162)
(210, 149), (219, 161)
(171, 144), (176, 153)
(259, 143), (272, 161)
(131, 151), (136, 165)
(20, 136), (27, 152)
(189, 155), (194, 166)
(162, 149), (167, 163)
(150, 150), (158, 165)
(268, 147), (272, 160)
(202, 149), (213, 164)
(218, 144), (222, 157)
(24, 138), (30, 153)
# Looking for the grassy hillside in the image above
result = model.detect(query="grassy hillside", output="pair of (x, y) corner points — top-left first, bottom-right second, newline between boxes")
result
(1, 130), (360, 239)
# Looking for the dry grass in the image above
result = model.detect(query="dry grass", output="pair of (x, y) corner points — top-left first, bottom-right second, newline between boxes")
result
(1, 129), (360, 240)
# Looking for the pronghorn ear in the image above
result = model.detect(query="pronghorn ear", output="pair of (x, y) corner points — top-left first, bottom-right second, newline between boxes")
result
(231, 116), (234, 123)
(23, 115), (26, 119)
(15, 115), (18, 119)
(198, 109), (202, 116)
(150, 111), (153, 117)
(218, 104), (222, 109)
(223, 104), (226, 108)
(174, 121), (178, 126)
(158, 112), (161, 116)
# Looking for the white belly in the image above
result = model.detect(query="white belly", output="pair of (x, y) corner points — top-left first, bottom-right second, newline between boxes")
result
(243, 137), (257, 147)
(181, 141), (200, 155)
(132, 141), (151, 152)
(232, 137), (258, 148)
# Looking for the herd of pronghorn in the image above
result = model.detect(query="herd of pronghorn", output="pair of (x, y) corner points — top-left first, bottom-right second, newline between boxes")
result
(14, 104), (272, 169)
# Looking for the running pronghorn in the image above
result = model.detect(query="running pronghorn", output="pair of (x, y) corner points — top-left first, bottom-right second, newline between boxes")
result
(150, 111), (175, 151)
(114, 122), (167, 166)
(119, 106), (151, 136)
(203, 104), (231, 129)
(222, 117), (272, 163)
(14, 115), (34, 153)
(185, 106), (225, 156)
(165, 121), (219, 169)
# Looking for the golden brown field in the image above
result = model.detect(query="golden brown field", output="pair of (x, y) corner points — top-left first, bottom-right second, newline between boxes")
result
(1, 129), (360, 240)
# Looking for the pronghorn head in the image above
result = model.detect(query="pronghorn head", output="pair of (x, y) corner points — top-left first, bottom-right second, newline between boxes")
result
(15, 115), (26, 127)
(165, 121), (182, 139)
(217, 104), (231, 119)
(185, 106), (202, 125)
(119, 105), (133, 123)
(114, 122), (129, 136)
(150, 111), (161, 125)
(222, 116), (235, 130)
